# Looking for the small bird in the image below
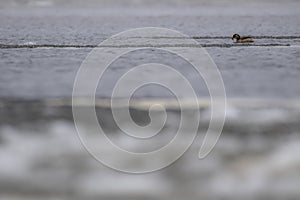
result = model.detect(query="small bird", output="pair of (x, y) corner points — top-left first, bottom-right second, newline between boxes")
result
(232, 34), (254, 43)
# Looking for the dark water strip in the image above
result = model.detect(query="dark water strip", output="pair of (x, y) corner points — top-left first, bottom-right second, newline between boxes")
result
(137, 36), (300, 39)
(0, 43), (291, 49)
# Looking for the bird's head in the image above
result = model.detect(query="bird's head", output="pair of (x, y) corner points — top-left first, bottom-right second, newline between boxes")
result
(232, 34), (241, 40)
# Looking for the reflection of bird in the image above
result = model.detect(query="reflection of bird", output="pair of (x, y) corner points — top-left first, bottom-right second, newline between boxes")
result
(232, 34), (254, 43)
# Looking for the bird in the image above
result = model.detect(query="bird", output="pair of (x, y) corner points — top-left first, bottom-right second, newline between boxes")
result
(232, 34), (254, 43)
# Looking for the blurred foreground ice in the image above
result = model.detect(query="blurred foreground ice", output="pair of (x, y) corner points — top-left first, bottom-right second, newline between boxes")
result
(0, 99), (300, 200)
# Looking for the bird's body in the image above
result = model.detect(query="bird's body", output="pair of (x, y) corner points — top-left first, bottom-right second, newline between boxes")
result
(232, 34), (254, 43)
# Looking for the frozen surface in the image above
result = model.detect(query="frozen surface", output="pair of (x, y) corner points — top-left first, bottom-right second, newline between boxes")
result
(1, 1), (300, 199)
(0, 1), (300, 99)
(1, 47), (300, 98)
